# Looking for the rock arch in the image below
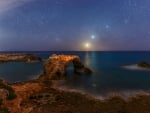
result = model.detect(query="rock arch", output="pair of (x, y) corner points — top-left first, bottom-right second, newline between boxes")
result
(41, 54), (92, 80)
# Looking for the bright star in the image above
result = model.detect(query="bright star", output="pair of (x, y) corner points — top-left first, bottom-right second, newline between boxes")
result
(91, 35), (95, 39)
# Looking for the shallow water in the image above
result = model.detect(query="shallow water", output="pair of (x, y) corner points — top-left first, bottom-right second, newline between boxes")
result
(123, 64), (150, 71)
(0, 62), (43, 82)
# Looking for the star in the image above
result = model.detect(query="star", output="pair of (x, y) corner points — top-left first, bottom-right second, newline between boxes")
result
(124, 19), (129, 24)
(91, 35), (95, 39)
(105, 25), (110, 29)
(55, 38), (61, 42)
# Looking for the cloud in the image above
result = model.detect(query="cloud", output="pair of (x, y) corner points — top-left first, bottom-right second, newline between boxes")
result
(0, 0), (33, 14)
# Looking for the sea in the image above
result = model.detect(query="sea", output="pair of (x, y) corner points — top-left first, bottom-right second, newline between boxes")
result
(1, 51), (150, 98)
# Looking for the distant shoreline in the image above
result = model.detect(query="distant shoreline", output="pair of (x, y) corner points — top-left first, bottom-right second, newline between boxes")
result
(0, 53), (42, 63)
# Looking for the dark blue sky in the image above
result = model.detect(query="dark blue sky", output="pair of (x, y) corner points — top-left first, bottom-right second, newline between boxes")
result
(0, 0), (150, 51)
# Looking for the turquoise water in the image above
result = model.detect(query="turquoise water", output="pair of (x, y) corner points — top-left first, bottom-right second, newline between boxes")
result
(1, 51), (150, 96)
(63, 51), (150, 96)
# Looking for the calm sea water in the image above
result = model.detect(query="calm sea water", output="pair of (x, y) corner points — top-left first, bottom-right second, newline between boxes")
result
(1, 51), (150, 96)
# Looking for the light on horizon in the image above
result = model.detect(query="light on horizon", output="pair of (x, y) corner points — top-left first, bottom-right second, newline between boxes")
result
(84, 42), (91, 49)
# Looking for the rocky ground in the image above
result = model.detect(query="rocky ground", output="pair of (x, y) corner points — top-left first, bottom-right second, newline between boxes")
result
(1, 79), (150, 113)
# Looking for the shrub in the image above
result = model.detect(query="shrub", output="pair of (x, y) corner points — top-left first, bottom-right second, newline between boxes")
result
(0, 85), (17, 100)
(0, 106), (10, 113)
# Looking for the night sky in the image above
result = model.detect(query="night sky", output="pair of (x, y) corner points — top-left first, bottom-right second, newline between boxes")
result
(0, 0), (150, 51)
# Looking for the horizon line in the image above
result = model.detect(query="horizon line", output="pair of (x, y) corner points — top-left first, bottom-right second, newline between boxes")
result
(1, 50), (150, 52)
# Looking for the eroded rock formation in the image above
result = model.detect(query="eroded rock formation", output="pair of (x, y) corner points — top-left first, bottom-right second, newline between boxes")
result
(40, 54), (92, 80)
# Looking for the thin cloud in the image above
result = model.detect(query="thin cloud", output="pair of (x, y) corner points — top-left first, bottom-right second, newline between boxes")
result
(0, 0), (33, 14)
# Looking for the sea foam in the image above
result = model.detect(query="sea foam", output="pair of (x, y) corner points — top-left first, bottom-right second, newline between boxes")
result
(123, 64), (150, 71)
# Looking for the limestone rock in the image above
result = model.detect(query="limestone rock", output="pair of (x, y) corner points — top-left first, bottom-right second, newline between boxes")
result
(40, 54), (92, 80)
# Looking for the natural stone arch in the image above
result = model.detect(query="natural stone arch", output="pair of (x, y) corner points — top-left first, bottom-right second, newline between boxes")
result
(40, 54), (92, 80)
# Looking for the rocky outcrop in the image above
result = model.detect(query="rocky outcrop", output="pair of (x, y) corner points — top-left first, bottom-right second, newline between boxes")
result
(73, 59), (92, 74)
(40, 54), (92, 80)
(137, 62), (150, 69)
(0, 79), (17, 106)
(0, 53), (42, 63)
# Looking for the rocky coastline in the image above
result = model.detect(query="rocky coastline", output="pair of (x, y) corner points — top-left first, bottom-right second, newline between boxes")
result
(0, 53), (42, 63)
(1, 54), (150, 113)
